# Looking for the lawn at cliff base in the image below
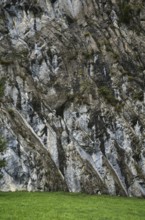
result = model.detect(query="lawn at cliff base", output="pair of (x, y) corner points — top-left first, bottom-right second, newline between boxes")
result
(0, 192), (145, 220)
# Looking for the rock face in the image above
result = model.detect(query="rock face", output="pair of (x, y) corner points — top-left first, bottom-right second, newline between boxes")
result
(0, 0), (145, 197)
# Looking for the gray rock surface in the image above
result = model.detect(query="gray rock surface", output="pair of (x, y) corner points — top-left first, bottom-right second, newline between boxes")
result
(0, 0), (145, 197)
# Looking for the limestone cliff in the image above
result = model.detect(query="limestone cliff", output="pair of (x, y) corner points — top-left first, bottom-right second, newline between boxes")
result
(0, 0), (145, 197)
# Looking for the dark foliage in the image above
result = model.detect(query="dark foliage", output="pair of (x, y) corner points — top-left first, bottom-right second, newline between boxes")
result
(0, 136), (6, 179)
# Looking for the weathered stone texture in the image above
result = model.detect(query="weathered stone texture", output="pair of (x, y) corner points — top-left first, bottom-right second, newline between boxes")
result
(0, 0), (145, 197)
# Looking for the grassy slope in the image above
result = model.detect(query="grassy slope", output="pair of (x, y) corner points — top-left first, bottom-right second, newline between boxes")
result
(0, 192), (145, 220)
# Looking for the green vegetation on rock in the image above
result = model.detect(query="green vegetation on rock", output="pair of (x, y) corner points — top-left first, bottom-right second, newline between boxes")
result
(0, 78), (5, 99)
(119, 1), (143, 27)
(0, 136), (6, 179)
(98, 86), (118, 106)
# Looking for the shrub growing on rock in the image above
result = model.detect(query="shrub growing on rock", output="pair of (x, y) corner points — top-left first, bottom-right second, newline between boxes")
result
(0, 136), (6, 179)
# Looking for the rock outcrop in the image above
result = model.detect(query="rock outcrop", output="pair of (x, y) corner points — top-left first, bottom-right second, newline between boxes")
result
(0, 0), (145, 197)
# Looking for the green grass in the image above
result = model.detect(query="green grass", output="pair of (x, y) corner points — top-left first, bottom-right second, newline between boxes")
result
(0, 192), (145, 220)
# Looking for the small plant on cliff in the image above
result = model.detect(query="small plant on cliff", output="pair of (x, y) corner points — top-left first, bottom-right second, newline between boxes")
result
(119, 2), (132, 24)
(0, 78), (5, 99)
(119, 2), (143, 25)
(98, 86), (118, 106)
(0, 136), (6, 179)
